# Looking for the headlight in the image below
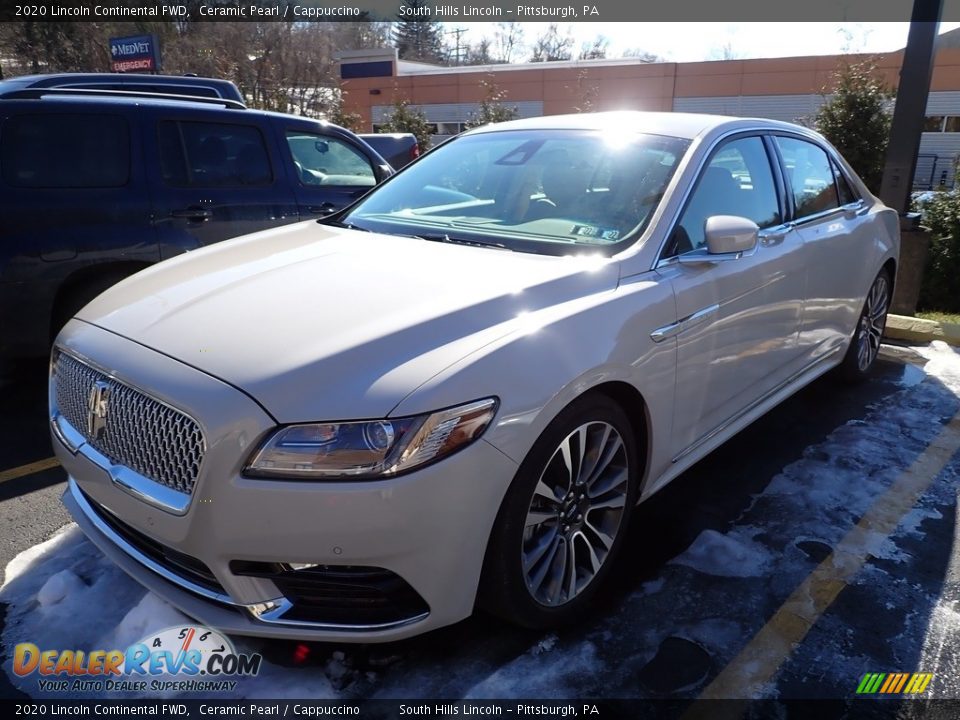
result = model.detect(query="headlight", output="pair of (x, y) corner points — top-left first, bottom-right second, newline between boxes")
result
(245, 398), (497, 480)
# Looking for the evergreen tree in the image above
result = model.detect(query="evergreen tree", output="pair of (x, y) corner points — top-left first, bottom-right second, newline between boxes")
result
(465, 77), (518, 129)
(393, 0), (445, 63)
(380, 98), (434, 151)
(813, 59), (893, 194)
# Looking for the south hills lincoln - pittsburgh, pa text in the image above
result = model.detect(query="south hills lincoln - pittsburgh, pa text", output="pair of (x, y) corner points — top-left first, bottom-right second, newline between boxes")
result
(399, 4), (600, 18)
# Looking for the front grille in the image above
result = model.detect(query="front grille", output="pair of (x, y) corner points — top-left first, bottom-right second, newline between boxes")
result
(82, 487), (226, 596)
(231, 561), (430, 625)
(53, 351), (205, 496)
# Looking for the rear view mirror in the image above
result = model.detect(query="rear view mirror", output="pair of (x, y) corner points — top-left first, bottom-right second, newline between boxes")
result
(678, 215), (759, 266)
(704, 215), (759, 255)
(315, 141), (329, 154)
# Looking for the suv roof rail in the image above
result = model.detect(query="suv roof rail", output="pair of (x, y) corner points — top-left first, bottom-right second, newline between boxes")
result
(0, 87), (247, 109)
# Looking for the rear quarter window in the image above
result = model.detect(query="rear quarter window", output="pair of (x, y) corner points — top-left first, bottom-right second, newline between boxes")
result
(1, 113), (130, 188)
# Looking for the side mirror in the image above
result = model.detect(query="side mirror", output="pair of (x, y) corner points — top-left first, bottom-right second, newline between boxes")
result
(704, 215), (758, 255)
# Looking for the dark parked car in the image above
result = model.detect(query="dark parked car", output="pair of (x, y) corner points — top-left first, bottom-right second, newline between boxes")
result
(0, 89), (392, 359)
(359, 133), (420, 169)
(0, 73), (246, 103)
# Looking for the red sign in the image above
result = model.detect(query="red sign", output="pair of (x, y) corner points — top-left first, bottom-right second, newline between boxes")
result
(111, 58), (156, 73)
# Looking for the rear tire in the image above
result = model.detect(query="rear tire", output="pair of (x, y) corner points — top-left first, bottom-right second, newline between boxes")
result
(838, 268), (891, 383)
(478, 393), (640, 629)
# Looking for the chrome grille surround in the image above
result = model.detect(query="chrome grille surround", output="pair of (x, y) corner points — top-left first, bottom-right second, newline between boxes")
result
(51, 350), (206, 509)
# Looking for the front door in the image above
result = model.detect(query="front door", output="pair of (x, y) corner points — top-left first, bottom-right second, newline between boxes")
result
(282, 130), (379, 218)
(150, 115), (299, 257)
(656, 134), (806, 460)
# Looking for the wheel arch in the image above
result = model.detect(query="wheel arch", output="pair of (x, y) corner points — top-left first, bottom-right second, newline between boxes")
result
(50, 261), (152, 338)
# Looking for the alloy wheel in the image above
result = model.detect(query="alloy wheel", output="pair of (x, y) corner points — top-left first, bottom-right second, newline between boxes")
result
(521, 421), (630, 607)
(856, 274), (890, 372)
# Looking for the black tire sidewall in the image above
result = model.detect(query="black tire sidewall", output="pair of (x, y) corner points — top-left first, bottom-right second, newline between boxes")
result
(839, 268), (892, 383)
(479, 393), (640, 629)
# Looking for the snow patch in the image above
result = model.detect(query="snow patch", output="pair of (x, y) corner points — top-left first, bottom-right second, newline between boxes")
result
(36, 569), (85, 607)
(671, 529), (772, 578)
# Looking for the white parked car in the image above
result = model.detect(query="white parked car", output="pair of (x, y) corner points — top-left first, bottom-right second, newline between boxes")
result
(51, 112), (898, 641)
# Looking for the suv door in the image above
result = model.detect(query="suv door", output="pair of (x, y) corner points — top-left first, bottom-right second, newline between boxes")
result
(0, 106), (157, 356)
(281, 127), (379, 218)
(655, 134), (806, 461)
(149, 112), (299, 257)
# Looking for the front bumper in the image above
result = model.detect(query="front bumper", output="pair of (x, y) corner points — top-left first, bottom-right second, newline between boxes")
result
(54, 320), (519, 642)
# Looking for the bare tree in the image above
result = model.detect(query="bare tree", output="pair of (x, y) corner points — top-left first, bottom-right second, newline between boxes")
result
(493, 22), (525, 63)
(530, 24), (574, 62)
(579, 35), (609, 60)
(708, 42), (741, 61)
(621, 47), (663, 63)
(463, 38), (495, 66)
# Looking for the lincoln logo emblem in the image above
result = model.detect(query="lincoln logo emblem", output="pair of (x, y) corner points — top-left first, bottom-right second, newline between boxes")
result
(86, 380), (111, 440)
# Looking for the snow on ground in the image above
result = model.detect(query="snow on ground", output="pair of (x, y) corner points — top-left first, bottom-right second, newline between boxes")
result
(4, 343), (960, 699)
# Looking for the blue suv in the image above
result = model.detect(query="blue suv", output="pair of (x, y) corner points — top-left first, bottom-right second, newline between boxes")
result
(0, 87), (392, 358)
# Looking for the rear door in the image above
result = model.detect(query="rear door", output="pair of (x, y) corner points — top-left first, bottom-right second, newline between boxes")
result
(0, 104), (157, 353)
(280, 124), (380, 218)
(773, 135), (874, 362)
(147, 109), (299, 257)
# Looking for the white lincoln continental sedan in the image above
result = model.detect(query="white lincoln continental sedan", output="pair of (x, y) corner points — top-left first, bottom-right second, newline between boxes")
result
(51, 112), (898, 641)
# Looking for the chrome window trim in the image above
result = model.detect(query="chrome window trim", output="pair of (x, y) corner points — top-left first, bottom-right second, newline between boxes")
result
(650, 126), (789, 270)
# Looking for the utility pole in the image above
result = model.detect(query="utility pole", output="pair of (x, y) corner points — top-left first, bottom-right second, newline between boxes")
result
(445, 27), (468, 65)
(879, 0), (943, 215)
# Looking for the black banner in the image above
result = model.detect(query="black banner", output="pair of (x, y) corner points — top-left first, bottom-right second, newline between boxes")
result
(0, 698), (939, 720)
(0, 0), (953, 23)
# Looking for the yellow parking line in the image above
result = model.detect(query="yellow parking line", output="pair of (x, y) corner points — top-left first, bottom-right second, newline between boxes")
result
(0, 457), (61, 484)
(686, 412), (960, 713)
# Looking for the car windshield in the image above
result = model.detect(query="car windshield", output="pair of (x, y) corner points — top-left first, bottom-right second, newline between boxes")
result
(340, 129), (690, 255)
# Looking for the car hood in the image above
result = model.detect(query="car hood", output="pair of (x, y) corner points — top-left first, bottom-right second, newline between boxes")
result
(78, 221), (620, 423)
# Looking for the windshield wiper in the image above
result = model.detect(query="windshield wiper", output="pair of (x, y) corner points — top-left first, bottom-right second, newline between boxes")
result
(412, 233), (512, 251)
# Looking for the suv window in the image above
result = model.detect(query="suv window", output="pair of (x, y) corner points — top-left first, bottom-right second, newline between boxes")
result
(1, 113), (129, 188)
(775, 136), (839, 219)
(667, 136), (780, 256)
(286, 132), (376, 187)
(159, 121), (273, 187)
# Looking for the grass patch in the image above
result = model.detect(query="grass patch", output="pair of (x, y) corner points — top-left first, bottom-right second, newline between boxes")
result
(917, 311), (960, 325)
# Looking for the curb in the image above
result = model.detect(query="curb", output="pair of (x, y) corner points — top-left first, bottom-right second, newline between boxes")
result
(884, 314), (960, 347)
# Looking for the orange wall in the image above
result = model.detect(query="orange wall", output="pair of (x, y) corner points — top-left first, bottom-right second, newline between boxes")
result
(341, 48), (960, 131)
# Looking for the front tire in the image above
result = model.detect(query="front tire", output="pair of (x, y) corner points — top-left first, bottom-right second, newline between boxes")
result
(839, 268), (891, 383)
(478, 393), (640, 629)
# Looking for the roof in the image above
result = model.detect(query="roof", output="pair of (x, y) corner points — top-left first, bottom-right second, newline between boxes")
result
(465, 111), (810, 141)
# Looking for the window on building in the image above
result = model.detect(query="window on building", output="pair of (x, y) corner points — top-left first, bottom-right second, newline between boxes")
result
(924, 116), (946, 132)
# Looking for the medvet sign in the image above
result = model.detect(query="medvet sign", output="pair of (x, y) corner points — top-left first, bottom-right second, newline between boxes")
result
(109, 34), (160, 73)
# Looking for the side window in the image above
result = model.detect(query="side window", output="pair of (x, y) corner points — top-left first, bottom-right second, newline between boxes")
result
(158, 121), (273, 187)
(668, 136), (780, 256)
(286, 132), (376, 187)
(775, 136), (840, 219)
(832, 160), (858, 206)
(1, 113), (129, 188)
